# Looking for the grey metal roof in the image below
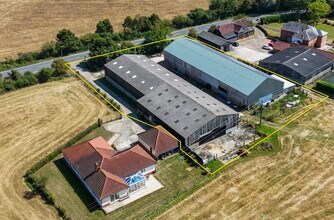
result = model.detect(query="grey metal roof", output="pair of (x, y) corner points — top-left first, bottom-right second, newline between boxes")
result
(260, 48), (333, 77)
(104, 55), (165, 95)
(198, 31), (230, 46)
(222, 32), (237, 39)
(105, 54), (237, 138)
(164, 37), (280, 96)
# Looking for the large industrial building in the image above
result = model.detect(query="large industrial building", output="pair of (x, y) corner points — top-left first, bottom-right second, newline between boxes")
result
(164, 37), (284, 107)
(259, 48), (334, 84)
(104, 54), (239, 146)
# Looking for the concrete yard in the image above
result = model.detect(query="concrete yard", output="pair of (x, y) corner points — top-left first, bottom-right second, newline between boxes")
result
(103, 118), (147, 151)
(191, 124), (260, 164)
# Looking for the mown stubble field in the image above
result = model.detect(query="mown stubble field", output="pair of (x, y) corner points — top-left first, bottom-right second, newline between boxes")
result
(158, 99), (334, 219)
(0, 0), (209, 60)
(0, 78), (111, 219)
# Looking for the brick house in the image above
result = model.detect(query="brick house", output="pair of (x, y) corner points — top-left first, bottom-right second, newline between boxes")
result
(280, 21), (327, 48)
(213, 19), (254, 41)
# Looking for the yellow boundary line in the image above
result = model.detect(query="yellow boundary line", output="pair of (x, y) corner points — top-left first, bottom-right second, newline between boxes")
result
(64, 35), (328, 175)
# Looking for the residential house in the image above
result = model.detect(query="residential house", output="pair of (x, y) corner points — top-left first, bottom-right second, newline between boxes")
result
(62, 136), (156, 207)
(280, 21), (327, 48)
(213, 19), (254, 41)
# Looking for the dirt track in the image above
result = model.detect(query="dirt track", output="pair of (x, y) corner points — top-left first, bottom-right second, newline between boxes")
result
(158, 100), (334, 219)
(0, 79), (110, 219)
(0, 0), (208, 60)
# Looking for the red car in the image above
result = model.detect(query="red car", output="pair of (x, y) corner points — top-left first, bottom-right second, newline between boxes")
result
(268, 42), (275, 47)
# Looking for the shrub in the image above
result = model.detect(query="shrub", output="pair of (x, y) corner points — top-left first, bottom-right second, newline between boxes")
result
(316, 80), (334, 93)
(172, 15), (193, 29)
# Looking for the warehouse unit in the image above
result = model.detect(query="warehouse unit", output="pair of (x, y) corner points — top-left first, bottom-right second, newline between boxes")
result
(198, 31), (232, 51)
(104, 54), (239, 146)
(259, 48), (334, 84)
(164, 37), (284, 107)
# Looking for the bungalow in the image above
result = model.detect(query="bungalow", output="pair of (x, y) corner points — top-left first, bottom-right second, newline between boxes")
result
(62, 136), (156, 207)
(138, 126), (179, 159)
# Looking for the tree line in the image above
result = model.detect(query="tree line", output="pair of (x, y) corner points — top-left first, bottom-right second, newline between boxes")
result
(0, 59), (68, 94)
(1, 0), (332, 73)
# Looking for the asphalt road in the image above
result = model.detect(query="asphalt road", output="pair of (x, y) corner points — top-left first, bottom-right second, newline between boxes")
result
(0, 12), (285, 79)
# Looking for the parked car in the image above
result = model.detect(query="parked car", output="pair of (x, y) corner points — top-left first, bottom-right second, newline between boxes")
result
(268, 42), (275, 47)
(262, 45), (273, 50)
(232, 42), (239, 47)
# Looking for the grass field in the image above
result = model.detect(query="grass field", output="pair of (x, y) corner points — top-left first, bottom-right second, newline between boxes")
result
(158, 99), (334, 219)
(0, 78), (112, 219)
(0, 0), (209, 60)
(267, 22), (334, 40)
(35, 152), (205, 219)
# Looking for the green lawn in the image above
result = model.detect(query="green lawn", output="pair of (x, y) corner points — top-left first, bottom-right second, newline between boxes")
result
(267, 22), (334, 40)
(267, 22), (284, 29)
(36, 152), (205, 220)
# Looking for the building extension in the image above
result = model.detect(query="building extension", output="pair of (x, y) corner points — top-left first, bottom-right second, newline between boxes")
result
(62, 136), (156, 207)
(164, 37), (284, 107)
(138, 126), (179, 159)
(198, 31), (232, 52)
(104, 54), (239, 147)
(259, 48), (334, 84)
(280, 21), (327, 48)
(213, 18), (254, 41)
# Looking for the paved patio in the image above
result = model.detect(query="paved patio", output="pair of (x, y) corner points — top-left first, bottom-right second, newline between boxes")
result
(102, 176), (164, 214)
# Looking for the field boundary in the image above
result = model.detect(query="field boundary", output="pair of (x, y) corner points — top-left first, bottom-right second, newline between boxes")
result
(65, 35), (328, 175)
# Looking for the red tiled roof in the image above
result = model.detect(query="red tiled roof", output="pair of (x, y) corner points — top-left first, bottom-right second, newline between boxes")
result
(273, 41), (291, 52)
(215, 19), (251, 36)
(138, 127), (179, 156)
(62, 137), (156, 200)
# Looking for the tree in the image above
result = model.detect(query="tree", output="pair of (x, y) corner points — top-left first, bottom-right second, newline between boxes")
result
(37, 68), (53, 83)
(209, 0), (240, 18)
(208, 24), (217, 33)
(9, 69), (20, 81)
(51, 59), (68, 77)
(172, 15), (193, 29)
(188, 27), (198, 38)
(188, 8), (217, 25)
(3, 79), (16, 91)
(22, 71), (38, 86)
(286, 0), (311, 13)
(56, 29), (81, 56)
(308, 0), (331, 24)
(39, 41), (56, 59)
(95, 19), (114, 35)
(88, 36), (119, 70)
(143, 23), (171, 55)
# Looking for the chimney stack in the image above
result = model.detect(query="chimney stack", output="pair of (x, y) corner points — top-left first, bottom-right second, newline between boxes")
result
(94, 161), (100, 172)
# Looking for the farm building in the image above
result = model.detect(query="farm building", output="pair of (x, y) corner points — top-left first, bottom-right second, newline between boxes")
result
(213, 18), (254, 41)
(62, 136), (156, 207)
(138, 126), (179, 159)
(198, 31), (232, 51)
(104, 54), (239, 147)
(164, 37), (284, 107)
(271, 75), (296, 93)
(259, 48), (334, 84)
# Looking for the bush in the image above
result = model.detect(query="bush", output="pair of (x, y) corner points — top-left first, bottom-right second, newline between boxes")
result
(316, 80), (334, 93)
(172, 15), (193, 29)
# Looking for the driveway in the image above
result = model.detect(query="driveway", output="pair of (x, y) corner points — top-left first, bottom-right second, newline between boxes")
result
(228, 27), (272, 63)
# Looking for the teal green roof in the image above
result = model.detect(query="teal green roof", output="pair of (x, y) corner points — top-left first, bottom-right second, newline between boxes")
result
(164, 37), (273, 95)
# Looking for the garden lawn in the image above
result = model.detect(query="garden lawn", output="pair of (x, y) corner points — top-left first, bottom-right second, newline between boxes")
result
(36, 153), (205, 220)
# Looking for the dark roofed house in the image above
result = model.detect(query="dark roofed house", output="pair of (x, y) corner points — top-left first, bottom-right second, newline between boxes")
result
(213, 19), (254, 41)
(198, 31), (232, 51)
(259, 48), (334, 84)
(138, 126), (179, 159)
(280, 21), (327, 48)
(62, 136), (156, 207)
